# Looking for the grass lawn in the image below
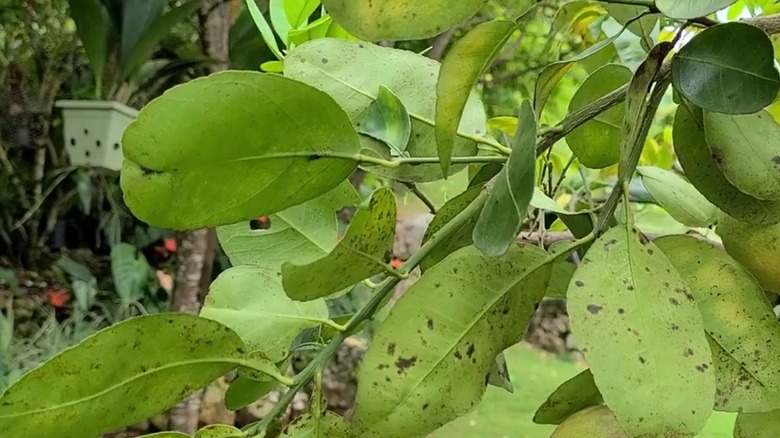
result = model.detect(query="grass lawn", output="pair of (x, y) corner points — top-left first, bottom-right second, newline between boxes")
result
(428, 343), (736, 438)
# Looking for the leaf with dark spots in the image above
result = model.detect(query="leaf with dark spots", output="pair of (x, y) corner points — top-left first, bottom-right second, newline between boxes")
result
(567, 225), (714, 437)
(353, 244), (552, 438)
(0, 314), (278, 438)
(387, 343), (396, 356)
(282, 188), (396, 301)
(656, 235), (780, 412)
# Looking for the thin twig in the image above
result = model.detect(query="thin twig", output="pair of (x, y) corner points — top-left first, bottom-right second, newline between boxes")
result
(244, 191), (490, 436)
(401, 182), (437, 215)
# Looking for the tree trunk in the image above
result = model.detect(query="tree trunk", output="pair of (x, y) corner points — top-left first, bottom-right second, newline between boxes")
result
(168, 229), (214, 433)
(168, 0), (230, 433)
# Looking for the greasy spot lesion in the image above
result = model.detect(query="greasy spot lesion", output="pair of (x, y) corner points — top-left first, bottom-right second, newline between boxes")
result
(395, 356), (417, 374)
(387, 343), (396, 356)
(586, 304), (603, 315)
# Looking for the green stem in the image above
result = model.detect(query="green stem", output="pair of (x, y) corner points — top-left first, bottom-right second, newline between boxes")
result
(389, 156), (508, 166)
(244, 191), (489, 437)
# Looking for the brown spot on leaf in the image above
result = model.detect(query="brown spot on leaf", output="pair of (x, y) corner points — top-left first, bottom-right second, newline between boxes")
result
(575, 280), (585, 288)
(387, 343), (396, 356)
(618, 308), (625, 314)
(639, 356), (646, 364)
(454, 350), (462, 360)
(684, 348), (694, 358)
(395, 356), (417, 374)
(466, 343), (476, 358)
(638, 233), (650, 245)
(669, 298), (680, 306)
(427, 319), (435, 330)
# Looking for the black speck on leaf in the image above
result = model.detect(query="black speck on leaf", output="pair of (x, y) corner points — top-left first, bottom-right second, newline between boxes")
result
(427, 319), (434, 330)
(575, 280), (585, 288)
(387, 343), (396, 356)
(669, 298), (680, 306)
(587, 304), (603, 315)
(466, 343), (475, 358)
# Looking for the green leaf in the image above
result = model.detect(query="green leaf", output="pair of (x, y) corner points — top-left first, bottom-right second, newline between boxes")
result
(673, 104), (780, 225)
(200, 266), (329, 362)
(672, 22), (780, 114)
(655, 0), (736, 19)
(550, 405), (629, 437)
(217, 181), (359, 271)
(566, 64), (632, 169)
(546, 258), (576, 299)
(195, 425), (243, 438)
(487, 352), (513, 393)
(359, 85), (412, 156)
(352, 244), (553, 438)
(284, 38), (488, 182)
(120, 71), (361, 230)
(734, 411), (780, 437)
(224, 376), (279, 410)
(473, 100), (536, 257)
(619, 42), (670, 177)
(68, 0), (110, 93)
(567, 225), (715, 437)
(139, 433), (191, 438)
(636, 166), (718, 227)
(110, 242), (153, 303)
(122, 0), (204, 79)
(320, 0), (488, 41)
(436, 19), (516, 175)
(120, 0), (167, 70)
(603, 4), (658, 47)
(282, 188), (396, 301)
(270, 0), (293, 45)
(533, 369), (603, 425)
(247, 0), (284, 60)
(284, 0), (320, 29)
(281, 412), (350, 437)
(704, 110), (780, 200)
(655, 235), (780, 413)
(419, 185), (483, 272)
(0, 314), (258, 438)
(534, 32), (626, 114)
(717, 213), (780, 293)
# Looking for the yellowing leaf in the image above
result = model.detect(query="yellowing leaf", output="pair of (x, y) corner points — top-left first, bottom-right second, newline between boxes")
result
(567, 225), (715, 437)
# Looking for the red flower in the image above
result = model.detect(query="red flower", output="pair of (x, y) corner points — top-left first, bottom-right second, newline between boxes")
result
(163, 238), (177, 253)
(47, 289), (70, 308)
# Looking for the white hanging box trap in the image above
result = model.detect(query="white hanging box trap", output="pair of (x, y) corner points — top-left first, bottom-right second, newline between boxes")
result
(55, 100), (138, 171)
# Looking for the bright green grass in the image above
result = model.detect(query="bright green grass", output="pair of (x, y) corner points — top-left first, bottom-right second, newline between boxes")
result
(428, 343), (736, 438)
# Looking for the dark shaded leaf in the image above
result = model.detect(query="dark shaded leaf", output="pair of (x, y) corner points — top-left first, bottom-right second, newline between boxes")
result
(672, 22), (780, 114)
